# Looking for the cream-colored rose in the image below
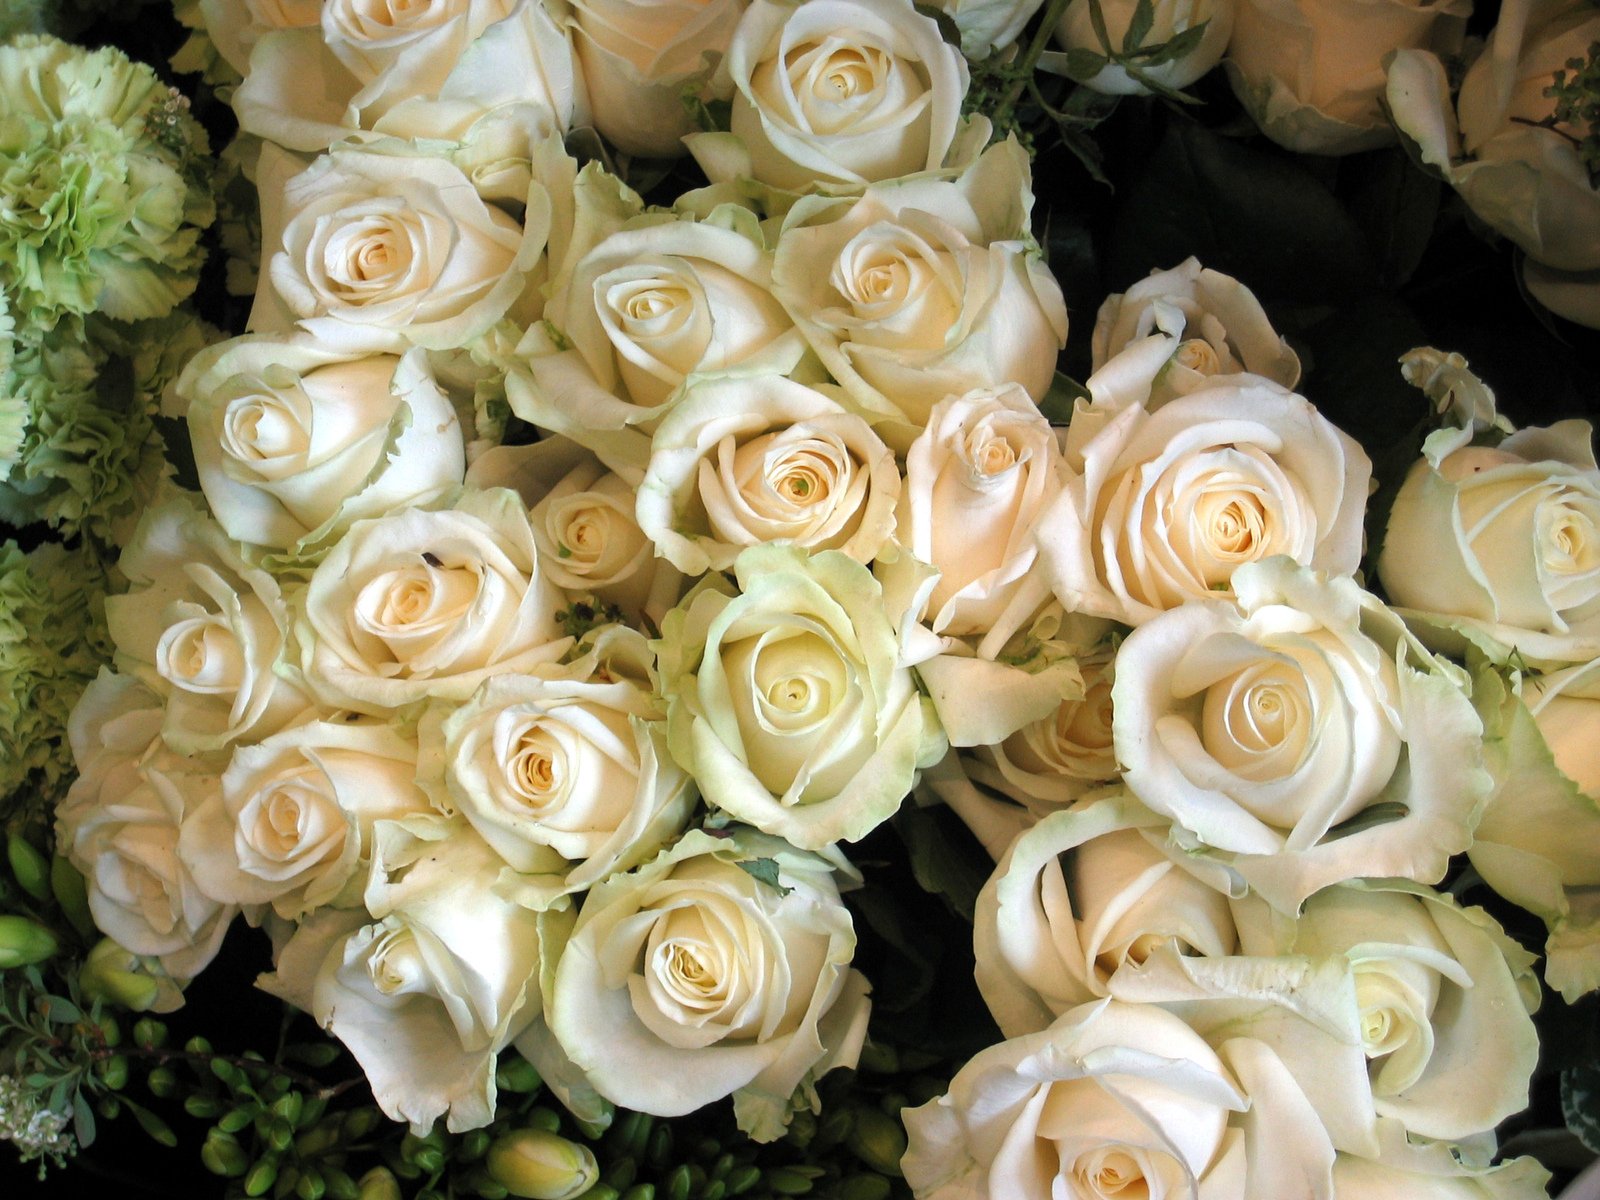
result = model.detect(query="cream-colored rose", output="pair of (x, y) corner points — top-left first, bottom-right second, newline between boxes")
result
(1332, 1124), (1551, 1200)
(686, 0), (973, 191)
(57, 672), (237, 985)
(1387, 2), (1600, 321)
(1090, 257), (1300, 400)
(543, 829), (870, 1141)
(513, 209), (806, 467)
(418, 648), (694, 905)
(973, 792), (1240, 1037)
(772, 140), (1066, 436)
(656, 544), (945, 850)
(261, 818), (573, 1133)
(468, 439), (684, 623)
(1263, 881), (1540, 1144)
(253, 147), (549, 353)
(567, 0), (746, 157)
(637, 374), (900, 576)
(903, 999), (1341, 1200)
(1227, 0), (1470, 154)
(180, 719), (431, 921)
(198, 0), (320, 77)
(1036, 369), (1370, 626)
(926, 0), (1046, 54)
(180, 333), (465, 555)
(1378, 419), (1600, 666)
(1112, 558), (1490, 912)
(234, 0), (580, 156)
(898, 385), (1065, 641)
(103, 491), (310, 756)
(297, 488), (570, 713)
(1051, 0), (1234, 96)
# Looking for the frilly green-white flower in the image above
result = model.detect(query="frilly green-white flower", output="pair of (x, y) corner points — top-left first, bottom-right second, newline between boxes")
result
(0, 539), (110, 810)
(0, 34), (214, 332)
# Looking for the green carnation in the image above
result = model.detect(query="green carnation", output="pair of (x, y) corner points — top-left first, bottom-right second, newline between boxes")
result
(0, 34), (214, 331)
(0, 539), (111, 812)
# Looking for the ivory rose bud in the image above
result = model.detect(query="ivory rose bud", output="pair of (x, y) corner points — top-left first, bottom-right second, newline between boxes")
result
(234, 0), (580, 155)
(636, 375), (901, 576)
(1036, 374), (1370, 626)
(1052, 0), (1234, 97)
(1112, 558), (1491, 912)
(1227, 0), (1470, 154)
(903, 999), (1340, 1200)
(261, 820), (574, 1133)
(545, 829), (871, 1140)
(180, 334), (466, 555)
(296, 488), (570, 713)
(973, 792), (1240, 1037)
(179, 719), (431, 920)
(656, 544), (946, 849)
(1090, 257), (1300, 399)
(899, 385), (1065, 640)
(1387, 2), (1600, 319)
(418, 646), (695, 906)
(927, 0), (1047, 55)
(57, 672), (237, 985)
(1267, 881), (1540, 1143)
(514, 209), (806, 466)
(772, 140), (1067, 435)
(568, 0), (746, 158)
(1378, 419), (1600, 666)
(687, 0), (973, 191)
(104, 491), (310, 756)
(254, 148), (549, 353)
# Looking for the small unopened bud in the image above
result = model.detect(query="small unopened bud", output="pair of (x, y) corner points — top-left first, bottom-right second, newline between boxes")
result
(0, 914), (57, 967)
(50, 855), (95, 939)
(7, 833), (50, 901)
(79, 938), (170, 1011)
(355, 1167), (402, 1200)
(845, 1107), (907, 1177)
(485, 1128), (600, 1200)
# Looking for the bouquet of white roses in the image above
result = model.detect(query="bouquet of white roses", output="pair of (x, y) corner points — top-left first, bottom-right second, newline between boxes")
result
(2, 1), (1599, 1199)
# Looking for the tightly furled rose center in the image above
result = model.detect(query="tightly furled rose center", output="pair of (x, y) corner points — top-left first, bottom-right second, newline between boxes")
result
(157, 617), (245, 695)
(999, 665), (1118, 787)
(645, 900), (758, 1031)
(709, 428), (871, 546)
(767, 37), (929, 136)
(829, 223), (960, 350)
(365, 923), (434, 1001)
(326, 0), (478, 44)
(355, 556), (484, 658)
(315, 207), (432, 305)
(1200, 658), (1314, 782)
(222, 392), (312, 469)
(493, 708), (635, 834)
(725, 629), (851, 760)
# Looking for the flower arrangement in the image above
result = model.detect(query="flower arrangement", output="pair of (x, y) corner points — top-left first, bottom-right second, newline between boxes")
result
(2, 1), (1599, 1199)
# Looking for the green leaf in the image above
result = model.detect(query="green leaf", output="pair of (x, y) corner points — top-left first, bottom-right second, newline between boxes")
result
(1122, 0), (1155, 53)
(1059, 47), (1109, 84)
(1039, 372), (1091, 425)
(894, 804), (992, 922)
(122, 1095), (179, 1147)
(1563, 1062), (1600, 1154)
(1142, 21), (1209, 66)
(41, 994), (83, 1024)
(913, 2), (964, 48)
(736, 858), (793, 897)
(73, 1089), (96, 1149)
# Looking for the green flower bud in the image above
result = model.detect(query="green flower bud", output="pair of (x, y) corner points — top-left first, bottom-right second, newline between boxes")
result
(245, 1157), (279, 1197)
(620, 1186), (657, 1200)
(838, 1176), (892, 1200)
(355, 1167), (403, 1200)
(486, 1129), (600, 1200)
(845, 1108), (906, 1177)
(0, 913), (57, 967)
(664, 1165), (692, 1200)
(79, 938), (164, 1011)
(202, 1130), (249, 1178)
(50, 854), (95, 939)
(7, 832), (50, 900)
(495, 1056), (543, 1094)
(766, 1166), (821, 1195)
(725, 1165), (762, 1195)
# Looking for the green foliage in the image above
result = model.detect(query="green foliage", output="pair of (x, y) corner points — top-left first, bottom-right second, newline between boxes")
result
(1541, 40), (1600, 187)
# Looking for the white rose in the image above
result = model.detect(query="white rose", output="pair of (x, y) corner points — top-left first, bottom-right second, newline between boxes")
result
(898, 385), (1065, 641)
(567, 0), (746, 157)
(902, 998), (1341, 1200)
(686, 0), (974, 191)
(513, 210), (806, 467)
(922, 0), (1046, 55)
(418, 656), (695, 905)
(57, 672), (237, 985)
(637, 374), (901, 576)
(1378, 420), (1600, 666)
(1090, 257), (1300, 399)
(1262, 881), (1540, 1144)
(198, 0), (320, 76)
(1331, 1123), (1551, 1199)
(261, 818), (573, 1133)
(253, 147), (549, 353)
(103, 491), (311, 756)
(180, 333), (465, 555)
(1112, 558), (1491, 912)
(1466, 660), (1600, 1002)
(656, 544), (946, 850)
(297, 488), (570, 713)
(973, 792), (1241, 1037)
(1036, 371), (1370, 626)
(234, 0), (580, 155)
(1050, 0), (1234, 97)
(179, 719), (431, 921)
(1227, 0), (1470, 154)
(468, 438), (684, 623)
(1387, 3), (1600, 303)
(543, 829), (870, 1140)
(771, 140), (1067, 435)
